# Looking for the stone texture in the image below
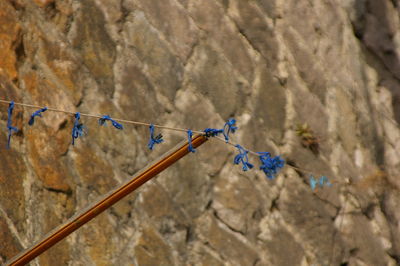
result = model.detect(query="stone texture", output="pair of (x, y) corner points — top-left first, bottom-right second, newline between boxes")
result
(0, 131), (26, 232)
(186, 44), (248, 118)
(196, 213), (260, 265)
(0, 216), (23, 263)
(32, 0), (54, 8)
(188, 0), (255, 82)
(72, 0), (116, 98)
(122, 10), (184, 102)
(0, 0), (20, 81)
(128, 0), (198, 61)
(134, 226), (175, 266)
(1, 0), (400, 265)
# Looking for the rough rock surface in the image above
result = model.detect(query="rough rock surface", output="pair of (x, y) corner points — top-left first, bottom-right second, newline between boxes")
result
(1, 0), (400, 265)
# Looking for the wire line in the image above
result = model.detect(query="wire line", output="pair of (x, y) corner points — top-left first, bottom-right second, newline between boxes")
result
(0, 99), (321, 178)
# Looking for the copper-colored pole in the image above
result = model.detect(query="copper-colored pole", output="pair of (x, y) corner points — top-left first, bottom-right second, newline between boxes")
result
(7, 135), (208, 266)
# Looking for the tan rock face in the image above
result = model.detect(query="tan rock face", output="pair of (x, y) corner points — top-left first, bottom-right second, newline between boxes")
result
(72, 0), (116, 98)
(135, 226), (175, 265)
(1, 0), (400, 265)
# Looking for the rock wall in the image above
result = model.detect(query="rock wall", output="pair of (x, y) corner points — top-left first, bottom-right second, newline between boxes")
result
(1, 0), (400, 265)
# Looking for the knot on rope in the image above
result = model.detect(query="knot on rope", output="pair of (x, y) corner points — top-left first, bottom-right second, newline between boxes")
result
(71, 112), (85, 145)
(28, 107), (48, 126)
(258, 152), (285, 179)
(223, 118), (237, 142)
(6, 101), (18, 149)
(234, 144), (254, 171)
(309, 175), (332, 191)
(147, 124), (163, 150)
(187, 129), (196, 153)
(203, 128), (224, 137)
(98, 115), (124, 130)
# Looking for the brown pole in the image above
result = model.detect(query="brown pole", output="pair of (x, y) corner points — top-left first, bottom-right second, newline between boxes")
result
(7, 134), (208, 266)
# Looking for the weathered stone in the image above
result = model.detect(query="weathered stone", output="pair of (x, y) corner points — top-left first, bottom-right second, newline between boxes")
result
(129, 0), (198, 61)
(118, 64), (163, 122)
(228, 0), (280, 69)
(279, 176), (342, 265)
(138, 182), (179, 220)
(135, 226), (175, 266)
(282, 28), (329, 102)
(33, 0), (55, 8)
(258, 216), (306, 266)
(0, 0), (20, 81)
(188, 0), (255, 82)
(187, 44), (247, 119)
(196, 213), (260, 265)
(212, 165), (261, 234)
(1, 0), (400, 265)
(256, 0), (282, 19)
(381, 191), (400, 257)
(74, 143), (117, 194)
(340, 212), (393, 266)
(0, 70), (22, 108)
(22, 70), (76, 129)
(0, 217), (22, 262)
(72, 0), (116, 98)
(80, 214), (117, 265)
(189, 242), (225, 266)
(26, 127), (71, 193)
(39, 37), (82, 103)
(0, 131), (26, 231)
(254, 66), (286, 141)
(160, 156), (212, 219)
(123, 11), (184, 101)
(38, 193), (72, 266)
(360, 0), (400, 79)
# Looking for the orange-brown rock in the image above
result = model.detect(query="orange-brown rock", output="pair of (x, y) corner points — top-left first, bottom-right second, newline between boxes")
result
(0, 1), (20, 80)
(74, 143), (116, 194)
(33, 0), (55, 8)
(26, 127), (71, 193)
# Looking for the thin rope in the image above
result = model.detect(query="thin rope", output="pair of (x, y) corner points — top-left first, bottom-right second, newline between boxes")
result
(0, 99), (205, 134)
(0, 99), (325, 178)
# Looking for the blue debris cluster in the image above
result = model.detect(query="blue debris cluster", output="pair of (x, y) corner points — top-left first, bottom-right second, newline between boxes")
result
(309, 175), (332, 191)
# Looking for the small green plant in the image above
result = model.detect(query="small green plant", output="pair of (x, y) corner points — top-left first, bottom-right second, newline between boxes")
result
(296, 123), (320, 155)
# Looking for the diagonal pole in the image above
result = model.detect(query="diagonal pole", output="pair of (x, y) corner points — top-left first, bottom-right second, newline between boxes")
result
(6, 134), (208, 266)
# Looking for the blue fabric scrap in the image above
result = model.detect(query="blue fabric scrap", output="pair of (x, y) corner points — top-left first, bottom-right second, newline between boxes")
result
(28, 107), (48, 126)
(71, 112), (85, 145)
(223, 118), (238, 142)
(234, 144), (254, 171)
(98, 115), (123, 130)
(187, 129), (196, 153)
(147, 124), (163, 150)
(258, 152), (285, 179)
(6, 101), (18, 149)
